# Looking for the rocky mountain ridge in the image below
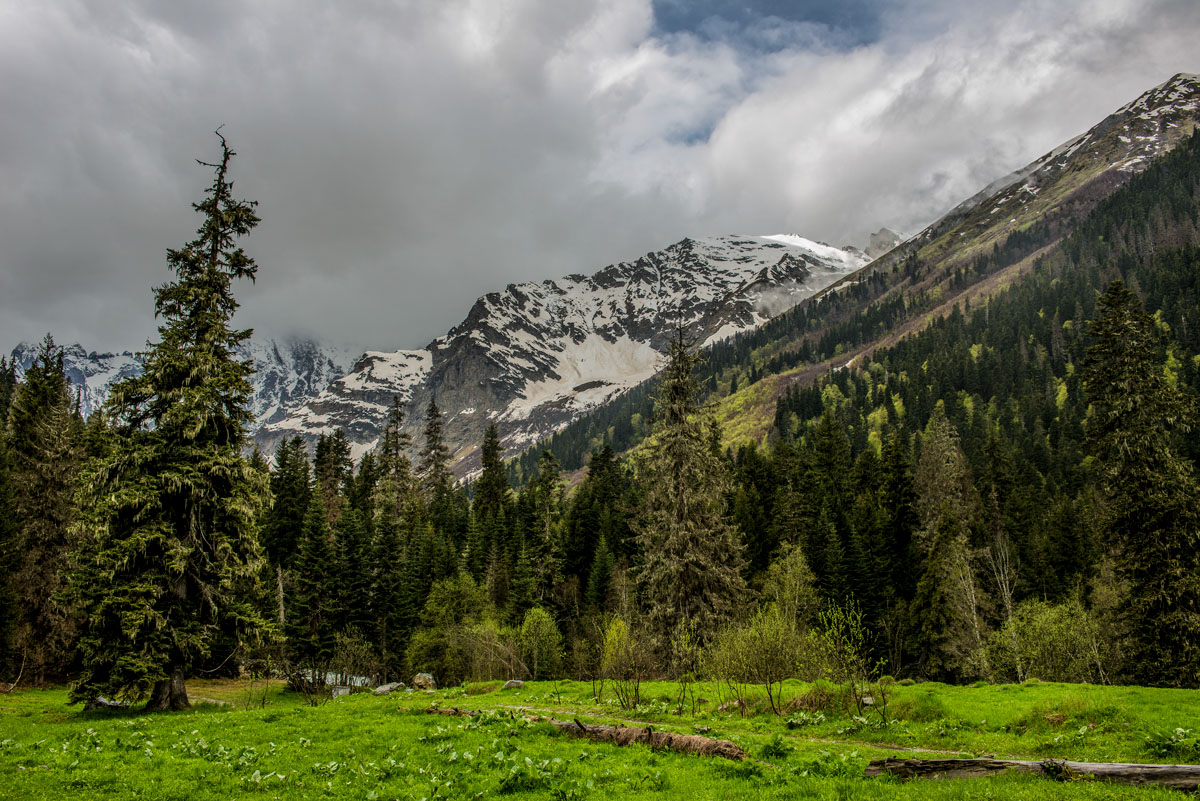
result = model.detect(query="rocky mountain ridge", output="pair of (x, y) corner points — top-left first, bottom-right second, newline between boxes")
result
(866, 72), (1200, 276)
(8, 338), (358, 430)
(256, 234), (874, 472)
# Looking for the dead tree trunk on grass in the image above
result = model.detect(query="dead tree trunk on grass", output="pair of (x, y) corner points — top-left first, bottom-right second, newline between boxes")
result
(866, 757), (1200, 790)
(421, 707), (748, 761)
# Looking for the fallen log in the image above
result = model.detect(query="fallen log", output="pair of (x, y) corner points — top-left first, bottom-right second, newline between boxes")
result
(865, 757), (1200, 790)
(419, 707), (747, 761)
(550, 717), (747, 761)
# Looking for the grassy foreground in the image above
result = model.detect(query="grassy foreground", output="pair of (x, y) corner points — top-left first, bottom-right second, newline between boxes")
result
(2, 678), (1198, 799)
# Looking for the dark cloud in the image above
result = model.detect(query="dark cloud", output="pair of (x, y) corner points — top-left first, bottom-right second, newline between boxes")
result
(1, 0), (1198, 355)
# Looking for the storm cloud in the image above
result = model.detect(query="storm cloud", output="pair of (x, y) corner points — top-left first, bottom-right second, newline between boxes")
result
(2, 0), (1198, 353)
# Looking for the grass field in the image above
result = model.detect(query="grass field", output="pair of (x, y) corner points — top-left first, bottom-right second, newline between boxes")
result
(2, 677), (1198, 799)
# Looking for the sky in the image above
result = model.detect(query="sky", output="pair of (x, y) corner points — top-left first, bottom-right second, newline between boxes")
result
(2, 0), (1199, 355)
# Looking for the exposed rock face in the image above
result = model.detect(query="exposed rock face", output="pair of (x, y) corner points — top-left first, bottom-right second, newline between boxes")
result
(257, 234), (868, 474)
(502, 679), (524, 690)
(866, 228), (905, 259)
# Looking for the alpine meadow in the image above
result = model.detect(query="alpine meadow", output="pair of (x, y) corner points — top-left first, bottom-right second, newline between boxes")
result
(6, 10), (1200, 800)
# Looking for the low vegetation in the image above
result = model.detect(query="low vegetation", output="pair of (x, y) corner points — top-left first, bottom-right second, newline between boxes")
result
(2, 678), (1197, 799)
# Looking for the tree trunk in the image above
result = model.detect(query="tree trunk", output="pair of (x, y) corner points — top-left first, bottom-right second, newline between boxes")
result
(276, 564), (285, 626)
(865, 757), (1200, 790)
(423, 707), (748, 761)
(146, 664), (190, 711)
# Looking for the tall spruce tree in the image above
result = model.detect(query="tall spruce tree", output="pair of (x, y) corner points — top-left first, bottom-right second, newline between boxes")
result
(1083, 280), (1200, 686)
(287, 494), (338, 675)
(7, 335), (79, 683)
(0, 357), (16, 422)
(0, 420), (17, 675)
(419, 399), (451, 502)
(473, 423), (513, 576)
(263, 436), (312, 570)
(910, 406), (987, 681)
(314, 429), (352, 524)
(525, 450), (565, 605)
(70, 133), (268, 709)
(635, 330), (747, 646)
(375, 397), (416, 524)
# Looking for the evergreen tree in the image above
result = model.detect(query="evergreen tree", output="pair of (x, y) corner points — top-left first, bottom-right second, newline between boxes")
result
(287, 495), (337, 673)
(910, 407), (988, 680)
(526, 450), (565, 604)
(375, 397), (416, 525)
(586, 535), (616, 610)
(912, 510), (976, 682)
(334, 501), (371, 635)
(879, 428), (919, 600)
(420, 400), (465, 545)
(369, 504), (407, 682)
(474, 424), (511, 522)
(70, 134), (268, 709)
(564, 445), (631, 580)
(472, 423), (513, 580)
(263, 436), (311, 570)
(7, 335), (79, 683)
(345, 452), (380, 520)
(419, 399), (451, 502)
(1082, 280), (1200, 686)
(0, 424), (17, 675)
(314, 429), (351, 524)
(635, 330), (747, 646)
(0, 357), (16, 423)
(508, 540), (536, 623)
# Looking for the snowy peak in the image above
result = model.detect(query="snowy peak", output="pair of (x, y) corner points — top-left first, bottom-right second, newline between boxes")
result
(9, 342), (141, 418)
(8, 337), (358, 429)
(256, 234), (868, 472)
(882, 72), (1200, 271)
(241, 338), (360, 426)
(259, 348), (432, 463)
(985, 72), (1200, 202)
(1115, 72), (1200, 121)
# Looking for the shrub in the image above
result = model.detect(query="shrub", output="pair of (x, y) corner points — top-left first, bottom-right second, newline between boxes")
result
(457, 621), (521, 681)
(705, 605), (819, 715)
(1011, 696), (1128, 733)
(599, 616), (653, 709)
(519, 607), (563, 680)
(987, 599), (1106, 684)
(330, 629), (378, 687)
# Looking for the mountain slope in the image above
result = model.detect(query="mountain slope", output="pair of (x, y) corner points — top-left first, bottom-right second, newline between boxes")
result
(514, 73), (1200, 476)
(257, 234), (870, 471)
(868, 72), (1200, 277)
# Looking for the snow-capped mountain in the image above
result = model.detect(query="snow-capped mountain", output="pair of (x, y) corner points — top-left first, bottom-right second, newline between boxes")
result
(870, 73), (1200, 272)
(8, 337), (358, 427)
(7, 343), (142, 419)
(257, 234), (869, 471)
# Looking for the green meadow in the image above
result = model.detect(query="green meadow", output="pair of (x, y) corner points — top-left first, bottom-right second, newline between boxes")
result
(2, 679), (1198, 800)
